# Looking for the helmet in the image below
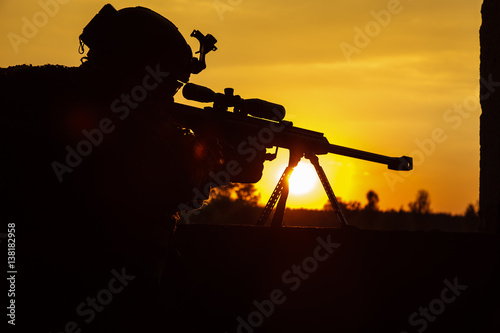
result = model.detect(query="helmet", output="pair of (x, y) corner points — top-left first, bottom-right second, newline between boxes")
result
(79, 4), (193, 86)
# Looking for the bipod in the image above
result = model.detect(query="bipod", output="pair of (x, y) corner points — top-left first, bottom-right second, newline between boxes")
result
(306, 153), (348, 227)
(256, 152), (348, 227)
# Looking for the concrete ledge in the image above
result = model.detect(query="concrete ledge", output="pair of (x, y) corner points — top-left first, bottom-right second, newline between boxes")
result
(174, 224), (500, 332)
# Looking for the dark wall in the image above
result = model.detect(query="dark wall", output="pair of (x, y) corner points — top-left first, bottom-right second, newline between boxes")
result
(174, 225), (500, 333)
(480, 0), (500, 234)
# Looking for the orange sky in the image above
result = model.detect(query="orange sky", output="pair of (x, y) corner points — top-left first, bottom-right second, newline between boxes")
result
(0, 0), (482, 214)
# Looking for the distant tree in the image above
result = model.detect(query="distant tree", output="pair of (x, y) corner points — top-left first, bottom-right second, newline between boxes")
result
(323, 198), (344, 211)
(323, 198), (361, 212)
(464, 204), (475, 217)
(323, 202), (334, 211)
(233, 183), (261, 205)
(364, 190), (379, 211)
(211, 183), (261, 206)
(408, 189), (431, 215)
(464, 201), (479, 223)
(346, 200), (362, 211)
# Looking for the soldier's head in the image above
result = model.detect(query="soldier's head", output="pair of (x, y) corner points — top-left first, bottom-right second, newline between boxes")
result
(79, 4), (193, 98)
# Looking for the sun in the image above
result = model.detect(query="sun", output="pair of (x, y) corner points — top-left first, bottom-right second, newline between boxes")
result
(288, 162), (318, 195)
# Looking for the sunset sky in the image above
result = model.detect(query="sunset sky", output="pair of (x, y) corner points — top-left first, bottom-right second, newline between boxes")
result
(0, 0), (483, 214)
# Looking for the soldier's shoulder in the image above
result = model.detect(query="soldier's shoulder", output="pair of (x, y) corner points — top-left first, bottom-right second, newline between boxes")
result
(0, 64), (81, 84)
(0, 63), (79, 74)
(1, 64), (84, 110)
(1, 64), (85, 139)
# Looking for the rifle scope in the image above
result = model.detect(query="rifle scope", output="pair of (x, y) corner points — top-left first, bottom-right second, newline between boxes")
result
(182, 83), (286, 121)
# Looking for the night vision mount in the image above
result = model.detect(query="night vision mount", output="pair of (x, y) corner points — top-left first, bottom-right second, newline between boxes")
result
(190, 30), (217, 74)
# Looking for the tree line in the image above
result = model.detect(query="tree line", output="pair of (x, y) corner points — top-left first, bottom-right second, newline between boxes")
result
(179, 184), (481, 232)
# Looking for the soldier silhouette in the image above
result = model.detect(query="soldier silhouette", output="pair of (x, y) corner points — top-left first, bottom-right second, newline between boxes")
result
(2, 4), (264, 332)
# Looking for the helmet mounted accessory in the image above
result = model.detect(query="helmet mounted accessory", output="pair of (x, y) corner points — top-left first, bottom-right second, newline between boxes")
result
(190, 30), (217, 74)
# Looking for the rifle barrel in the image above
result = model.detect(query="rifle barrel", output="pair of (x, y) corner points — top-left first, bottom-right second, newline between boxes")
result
(328, 144), (413, 171)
